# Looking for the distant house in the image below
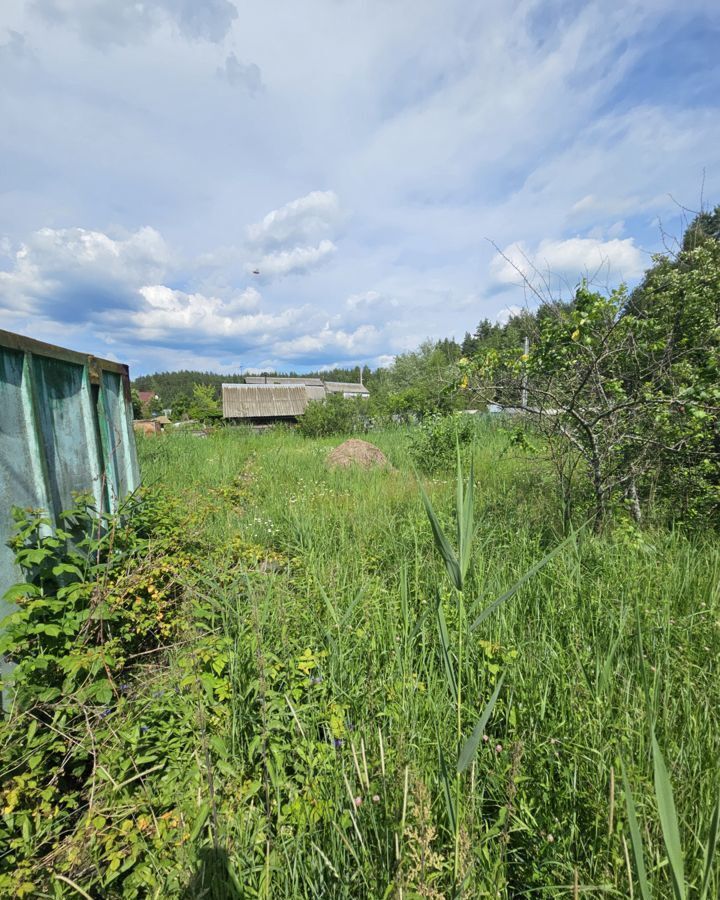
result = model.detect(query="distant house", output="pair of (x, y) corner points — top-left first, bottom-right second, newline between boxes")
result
(324, 381), (370, 399)
(137, 390), (159, 405)
(222, 384), (309, 423)
(244, 376), (327, 401)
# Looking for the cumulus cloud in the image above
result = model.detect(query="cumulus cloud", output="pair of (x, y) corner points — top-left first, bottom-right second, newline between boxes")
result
(250, 240), (336, 279)
(491, 237), (646, 288)
(120, 284), (301, 344)
(0, 226), (170, 318)
(243, 191), (343, 281)
(29, 0), (238, 46)
(217, 52), (263, 95)
(247, 191), (341, 251)
(0, 222), (379, 365)
(3, 0), (719, 373)
(345, 290), (398, 312)
(273, 323), (382, 361)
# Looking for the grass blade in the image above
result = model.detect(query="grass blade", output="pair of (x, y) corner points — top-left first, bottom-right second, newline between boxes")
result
(700, 786), (720, 900)
(436, 593), (458, 704)
(620, 756), (652, 900)
(470, 525), (582, 631)
(438, 740), (457, 836)
(419, 479), (462, 591)
(652, 733), (686, 900)
(457, 673), (505, 773)
(459, 455), (475, 588)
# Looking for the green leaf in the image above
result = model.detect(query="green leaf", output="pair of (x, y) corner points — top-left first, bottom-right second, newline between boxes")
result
(52, 563), (84, 578)
(2, 583), (42, 602)
(189, 802), (211, 842)
(419, 480), (462, 591)
(457, 674), (505, 773)
(436, 594), (458, 704)
(700, 787), (720, 900)
(652, 733), (686, 900)
(458, 451), (475, 589)
(470, 524), (584, 631)
(437, 740), (457, 836)
(620, 756), (652, 900)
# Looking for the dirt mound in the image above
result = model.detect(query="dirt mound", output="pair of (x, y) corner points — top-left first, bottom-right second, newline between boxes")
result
(327, 438), (389, 469)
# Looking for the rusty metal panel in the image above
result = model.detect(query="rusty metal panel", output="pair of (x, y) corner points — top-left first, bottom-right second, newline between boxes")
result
(0, 329), (140, 636)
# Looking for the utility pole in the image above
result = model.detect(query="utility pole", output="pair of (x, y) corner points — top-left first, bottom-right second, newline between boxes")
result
(521, 336), (529, 409)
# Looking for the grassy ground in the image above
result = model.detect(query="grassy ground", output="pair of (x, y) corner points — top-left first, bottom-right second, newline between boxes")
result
(134, 423), (720, 898)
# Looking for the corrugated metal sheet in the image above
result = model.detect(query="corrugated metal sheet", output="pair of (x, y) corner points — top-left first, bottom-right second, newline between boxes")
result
(244, 376), (327, 400)
(325, 381), (370, 396)
(1, 329), (139, 641)
(245, 376), (325, 386)
(222, 384), (309, 418)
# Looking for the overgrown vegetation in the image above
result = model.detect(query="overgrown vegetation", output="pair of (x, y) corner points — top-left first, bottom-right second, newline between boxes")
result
(3, 208), (718, 895)
(296, 393), (369, 438)
(2, 424), (719, 896)
(464, 207), (720, 530)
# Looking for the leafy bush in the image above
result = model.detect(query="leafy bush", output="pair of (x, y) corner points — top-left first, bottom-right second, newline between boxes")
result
(297, 394), (368, 437)
(0, 491), (206, 897)
(408, 412), (477, 473)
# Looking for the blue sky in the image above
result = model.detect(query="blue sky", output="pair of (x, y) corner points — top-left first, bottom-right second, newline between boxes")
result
(1, 0), (719, 376)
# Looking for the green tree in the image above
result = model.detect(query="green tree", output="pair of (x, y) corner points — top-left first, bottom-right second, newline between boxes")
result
(130, 388), (143, 420)
(172, 393), (190, 420)
(469, 212), (720, 530)
(188, 384), (222, 422)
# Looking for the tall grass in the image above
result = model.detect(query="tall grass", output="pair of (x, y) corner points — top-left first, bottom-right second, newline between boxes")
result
(136, 423), (720, 897)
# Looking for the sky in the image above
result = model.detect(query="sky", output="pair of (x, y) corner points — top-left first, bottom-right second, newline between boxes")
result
(1, 0), (719, 376)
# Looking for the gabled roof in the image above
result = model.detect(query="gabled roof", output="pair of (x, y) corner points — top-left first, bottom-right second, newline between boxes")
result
(222, 383), (308, 418)
(324, 381), (370, 395)
(244, 376), (325, 387)
(137, 390), (158, 403)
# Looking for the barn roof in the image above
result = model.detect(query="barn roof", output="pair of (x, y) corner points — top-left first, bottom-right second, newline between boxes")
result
(324, 381), (370, 395)
(244, 376), (325, 386)
(222, 383), (309, 418)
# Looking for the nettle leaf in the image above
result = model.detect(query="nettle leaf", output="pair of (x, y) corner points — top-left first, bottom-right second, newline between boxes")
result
(3, 583), (42, 602)
(19, 548), (54, 566)
(52, 563), (84, 579)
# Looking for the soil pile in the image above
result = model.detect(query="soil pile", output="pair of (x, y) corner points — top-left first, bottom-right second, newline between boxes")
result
(327, 438), (389, 469)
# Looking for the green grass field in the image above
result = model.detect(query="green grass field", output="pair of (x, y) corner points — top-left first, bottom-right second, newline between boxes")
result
(134, 423), (720, 898)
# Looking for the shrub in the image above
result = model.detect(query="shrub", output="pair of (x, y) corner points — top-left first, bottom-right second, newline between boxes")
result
(408, 412), (477, 473)
(297, 394), (368, 437)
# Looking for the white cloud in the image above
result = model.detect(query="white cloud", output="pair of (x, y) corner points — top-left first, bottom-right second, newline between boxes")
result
(247, 191), (341, 251)
(2, 0), (719, 374)
(494, 305), (523, 326)
(123, 284), (299, 343)
(0, 225), (170, 315)
(491, 237), (646, 289)
(273, 323), (382, 360)
(345, 290), (398, 312)
(28, 0), (238, 46)
(250, 239), (336, 279)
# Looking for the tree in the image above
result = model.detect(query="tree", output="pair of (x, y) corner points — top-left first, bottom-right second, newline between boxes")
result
(378, 339), (461, 418)
(188, 384), (222, 422)
(467, 215), (720, 530)
(130, 388), (143, 420)
(172, 393), (190, 420)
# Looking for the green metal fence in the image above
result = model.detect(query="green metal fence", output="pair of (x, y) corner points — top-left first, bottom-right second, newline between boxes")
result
(0, 329), (140, 634)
